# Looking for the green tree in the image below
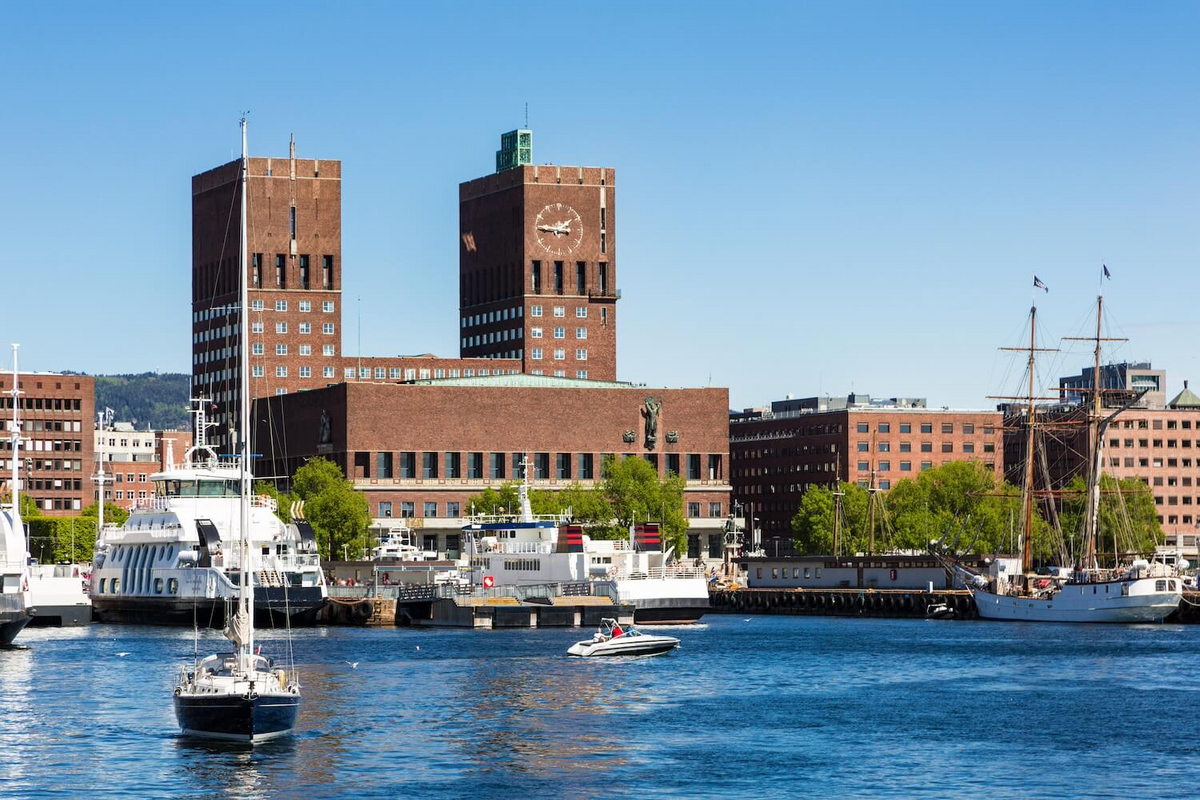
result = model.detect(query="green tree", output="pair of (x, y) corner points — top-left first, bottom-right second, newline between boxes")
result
(466, 482), (521, 516)
(791, 482), (870, 555)
(292, 457), (369, 560)
(1059, 473), (1162, 563)
(600, 456), (688, 555)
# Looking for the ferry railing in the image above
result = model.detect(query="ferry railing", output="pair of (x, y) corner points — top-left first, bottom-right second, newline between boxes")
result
(328, 580), (606, 603)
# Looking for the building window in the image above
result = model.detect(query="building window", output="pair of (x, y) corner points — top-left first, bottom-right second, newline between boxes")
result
(276, 366), (287, 378)
(576, 307), (587, 318)
(252, 365), (264, 378)
(576, 327), (587, 339)
(323, 255), (333, 289)
(252, 321), (263, 334)
(941, 442), (953, 453)
(553, 327), (565, 339)
(687, 454), (702, 480)
(578, 453), (594, 480)
(299, 344), (311, 356)
(857, 442), (869, 452)
(963, 423), (975, 434)
(289, 206), (296, 238)
(422, 452), (438, 479)
(687, 502), (701, 518)
(323, 323), (335, 335)
(276, 322), (288, 334)
(389, 368), (401, 379)
(468, 452), (484, 479)
(276, 344), (287, 355)
(323, 301), (335, 313)
(323, 345), (335, 356)
(530, 305), (542, 317)
(878, 442), (890, 452)
(490, 452), (506, 479)
(299, 366), (311, 378)
(857, 423), (868, 433)
(275, 255), (286, 287)
(900, 423), (911, 434)
(445, 452), (461, 479)
(380, 501), (393, 518)
(900, 461), (912, 471)
(577, 370), (588, 379)
(921, 423), (932, 434)
(941, 423), (953, 434)
(375, 367), (386, 380)
(322, 366), (335, 378)
(531, 327), (543, 339)
(557, 452), (572, 479)
(553, 349), (565, 360)
(576, 349), (587, 360)
(299, 300), (311, 312)
(879, 423), (890, 433)
(299, 322), (311, 334)
(252, 299), (264, 311)
(400, 502), (414, 518)
(858, 461), (869, 471)
(921, 442), (932, 452)
(275, 299), (287, 312)
(963, 442), (975, 453)
(553, 306), (565, 317)
(252, 343), (264, 356)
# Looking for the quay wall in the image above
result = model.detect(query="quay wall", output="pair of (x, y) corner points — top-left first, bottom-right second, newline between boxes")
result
(710, 588), (977, 619)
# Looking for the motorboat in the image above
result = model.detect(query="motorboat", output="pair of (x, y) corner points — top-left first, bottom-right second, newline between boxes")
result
(567, 618), (680, 657)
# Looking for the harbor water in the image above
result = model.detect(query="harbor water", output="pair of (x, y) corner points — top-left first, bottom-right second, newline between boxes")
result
(1, 615), (1196, 798)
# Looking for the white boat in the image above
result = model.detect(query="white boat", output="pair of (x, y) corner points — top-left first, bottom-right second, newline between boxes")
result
(89, 401), (327, 627)
(461, 469), (709, 623)
(371, 524), (433, 562)
(173, 117), (301, 743)
(1, 345), (31, 646)
(567, 618), (680, 657)
(26, 562), (91, 626)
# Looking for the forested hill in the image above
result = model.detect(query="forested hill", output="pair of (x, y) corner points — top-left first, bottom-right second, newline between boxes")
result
(93, 373), (191, 430)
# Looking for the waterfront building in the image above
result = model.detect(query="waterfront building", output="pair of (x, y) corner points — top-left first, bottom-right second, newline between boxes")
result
(0, 372), (94, 515)
(1059, 360), (1166, 410)
(94, 423), (193, 510)
(253, 375), (731, 558)
(730, 394), (1003, 553)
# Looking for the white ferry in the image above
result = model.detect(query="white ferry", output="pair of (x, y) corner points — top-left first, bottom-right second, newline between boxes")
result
(461, 476), (709, 624)
(90, 403), (327, 626)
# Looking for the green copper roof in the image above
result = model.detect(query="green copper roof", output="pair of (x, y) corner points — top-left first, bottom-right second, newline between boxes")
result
(1169, 383), (1200, 409)
(414, 373), (633, 389)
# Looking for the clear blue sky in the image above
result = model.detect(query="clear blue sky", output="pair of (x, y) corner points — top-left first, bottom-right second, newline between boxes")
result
(1, 2), (1197, 410)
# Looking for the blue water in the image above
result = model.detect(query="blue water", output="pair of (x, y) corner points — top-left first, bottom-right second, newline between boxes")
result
(1, 615), (1196, 799)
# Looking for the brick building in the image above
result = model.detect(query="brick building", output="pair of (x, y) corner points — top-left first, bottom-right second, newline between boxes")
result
(459, 133), (618, 381)
(191, 138), (343, 450)
(254, 376), (730, 556)
(0, 371), (95, 515)
(731, 394), (1003, 550)
(94, 423), (193, 510)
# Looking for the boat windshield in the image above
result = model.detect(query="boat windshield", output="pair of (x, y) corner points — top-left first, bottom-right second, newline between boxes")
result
(154, 479), (240, 498)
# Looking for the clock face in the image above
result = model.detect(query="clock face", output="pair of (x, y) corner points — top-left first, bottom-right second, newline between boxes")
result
(534, 202), (584, 256)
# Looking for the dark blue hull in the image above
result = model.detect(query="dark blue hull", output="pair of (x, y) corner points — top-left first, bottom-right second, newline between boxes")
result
(0, 616), (30, 647)
(174, 692), (299, 742)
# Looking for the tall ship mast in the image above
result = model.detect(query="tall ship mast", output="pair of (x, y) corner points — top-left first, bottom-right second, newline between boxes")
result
(938, 279), (1182, 623)
(172, 118), (302, 742)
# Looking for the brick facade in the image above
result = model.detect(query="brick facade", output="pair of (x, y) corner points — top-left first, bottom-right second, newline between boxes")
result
(253, 378), (729, 537)
(0, 372), (95, 515)
(732, 405), (1003, 548)
(192, 148), (343, 450)
(459, 164), (618, 381)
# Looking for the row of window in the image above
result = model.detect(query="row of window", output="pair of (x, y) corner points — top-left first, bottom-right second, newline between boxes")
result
(0, 397), (84, 412)
(379, 500), (461, 518)
(529, 348), (588, 361)
(250, 253), (335, 290)
(530, 327), (587, 340)
(104, 489), (149, 501)
(529, 305), (590, 318)
(253, 343), (337, 356)
(22, 478), (83, 491)
(1111, 456), (1200, 470)
(360, 451), (723, 482)
(463, 329), (522, 348)
(857, 440), (995, 454)
(1, 458), (85, 472)
(462, 307), (525, 328)
(1118, 418), (1197, 431)
(530, 261), (609, 296)
(856, 422), (995, 435)
(193, 299), (336, 322)
(1, 436), (83, 451)
(1108, 438), (1200, 450)
(29, 497), (83, 511)
(529, 369), (588, 379)
(252, 365), (335, 379)
(853, 459), (995, 475)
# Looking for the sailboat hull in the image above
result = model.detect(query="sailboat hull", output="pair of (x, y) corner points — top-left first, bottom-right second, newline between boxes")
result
(973, 578), (1181, 623)
(175, 691), (299, 743)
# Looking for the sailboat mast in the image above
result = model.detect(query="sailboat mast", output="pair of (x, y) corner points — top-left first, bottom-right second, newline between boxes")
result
(9, 345), (20, 519)
(1022, 306), (1037, 574)
(1084, 295), (1104, 570)
(238, 117), (254, 666)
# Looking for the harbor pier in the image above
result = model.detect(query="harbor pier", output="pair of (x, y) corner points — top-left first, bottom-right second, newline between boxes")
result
(709, 587), (977, 619)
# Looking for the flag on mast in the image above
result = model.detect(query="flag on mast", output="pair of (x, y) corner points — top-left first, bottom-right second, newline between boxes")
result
(1102, 263), (1111, 280)
(1033, 275), (1049, 292)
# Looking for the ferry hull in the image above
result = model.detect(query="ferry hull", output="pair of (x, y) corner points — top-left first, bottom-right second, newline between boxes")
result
(175, 692), (299, 743)
(0, 616), (30, 646)
(26, 604), (91, 627)
(92, 586), (325, 627)
(633, 603), (708, 624)
(973, 580), (1181, 623)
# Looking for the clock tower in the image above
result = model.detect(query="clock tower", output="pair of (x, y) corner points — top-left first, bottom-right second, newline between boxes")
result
(458, 131), (618, 381)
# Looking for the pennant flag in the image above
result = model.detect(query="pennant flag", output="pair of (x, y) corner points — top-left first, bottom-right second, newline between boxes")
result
(1103, 263), (1111, 280)
(1033, 275), (1049, 292)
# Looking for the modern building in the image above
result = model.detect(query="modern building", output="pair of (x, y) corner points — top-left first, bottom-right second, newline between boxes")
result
(191, 138), (344, 450)
(459, 132), (618, 380)
(730, 394), (1003, 552)
(94, 423), (193, 510)
(254, 376), (731, 558)
(0, 372), (95, 515)
(1018, 371), (1200, 554)
(1059, 361), (1165, 410)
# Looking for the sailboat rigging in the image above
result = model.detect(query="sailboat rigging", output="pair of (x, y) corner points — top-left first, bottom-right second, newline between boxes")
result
(172, 118), (302, 741)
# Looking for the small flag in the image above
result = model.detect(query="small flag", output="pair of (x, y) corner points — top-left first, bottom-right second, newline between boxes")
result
(1033, 275), (1049, 292)
(1103, 264), (1111, 280)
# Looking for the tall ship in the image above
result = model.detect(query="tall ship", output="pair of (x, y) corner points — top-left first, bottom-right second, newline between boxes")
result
(1, 345), (31, 646)
(937, 286), (1182, 622)
(460, 468), (709, 623)
(90, 400), (327, 626)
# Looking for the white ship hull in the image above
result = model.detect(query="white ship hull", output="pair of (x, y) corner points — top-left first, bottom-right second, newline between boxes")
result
(973, 577), (1181, 623)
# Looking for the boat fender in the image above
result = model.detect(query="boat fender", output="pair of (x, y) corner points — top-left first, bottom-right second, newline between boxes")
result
(173, 686), (182, 696)
(245, 691), (258, 701)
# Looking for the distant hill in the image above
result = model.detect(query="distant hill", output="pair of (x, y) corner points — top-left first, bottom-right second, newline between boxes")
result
(93, 373), (191, 430)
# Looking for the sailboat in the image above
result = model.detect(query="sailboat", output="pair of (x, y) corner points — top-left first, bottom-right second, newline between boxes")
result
(173, 118), (301, 741)
(939, 291), (1182, 623)
(1, 345), (32, 646)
